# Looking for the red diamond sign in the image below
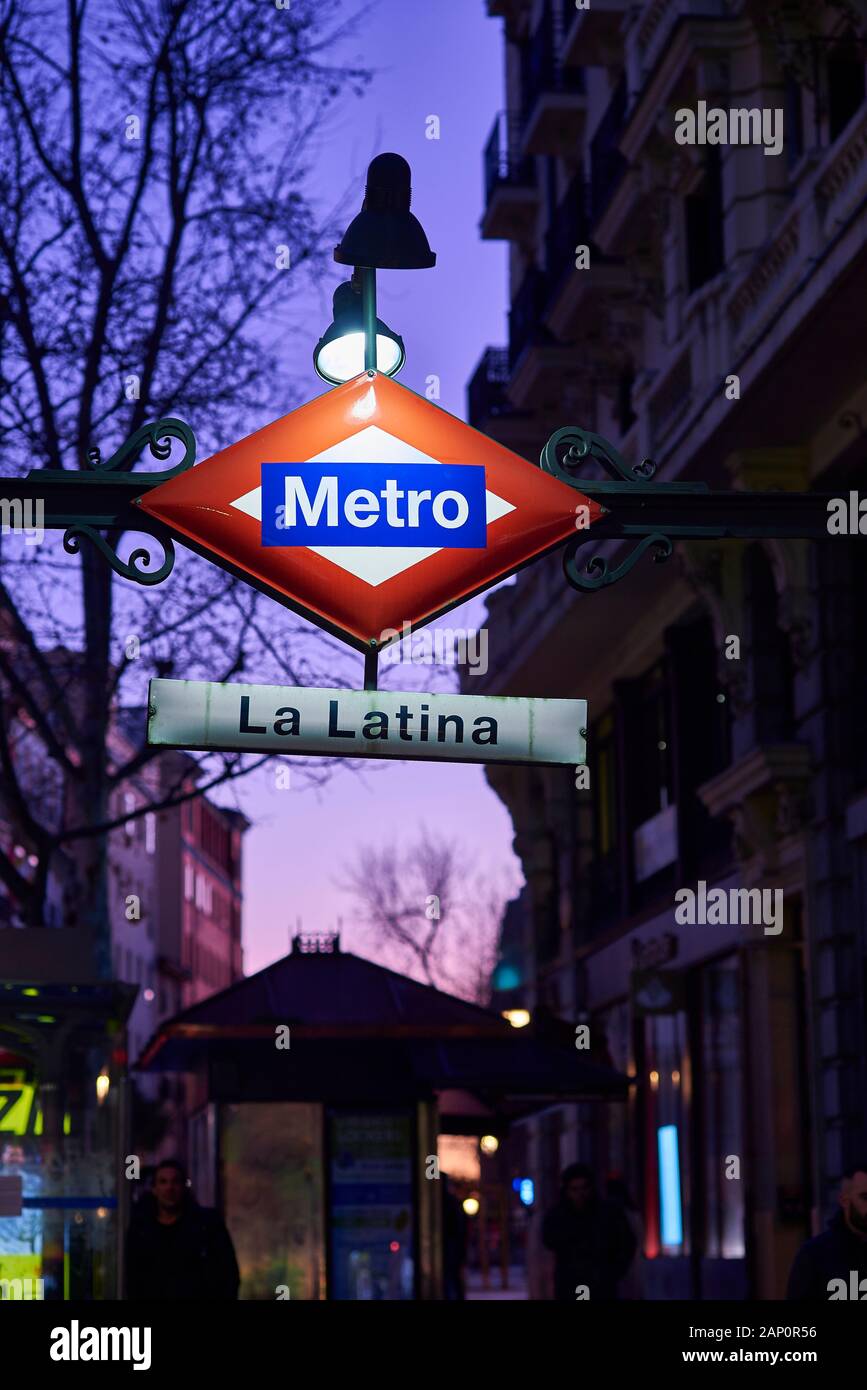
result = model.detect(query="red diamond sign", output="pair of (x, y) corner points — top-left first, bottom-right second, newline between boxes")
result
(137, 372), (604, 652)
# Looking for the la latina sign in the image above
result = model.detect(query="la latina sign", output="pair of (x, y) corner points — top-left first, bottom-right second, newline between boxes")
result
(148, 680), (587, 767)
(142, 372), (600, 768)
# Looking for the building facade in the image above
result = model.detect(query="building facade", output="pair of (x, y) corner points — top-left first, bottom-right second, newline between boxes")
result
(0, 680), (246, 1295)
(468, 0), (867, 1299)
(108, 713), (246, 1143)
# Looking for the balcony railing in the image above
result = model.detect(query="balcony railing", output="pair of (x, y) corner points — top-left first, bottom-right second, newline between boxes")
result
(544, 174), (592, 297)
(632, 0), (729, 89)
(467, 348), (513, 427)
(508, 266), (552, 370)
(590, 75), (628, 226)
(483, 111), (536, 206)
(520, 1), (586, 126)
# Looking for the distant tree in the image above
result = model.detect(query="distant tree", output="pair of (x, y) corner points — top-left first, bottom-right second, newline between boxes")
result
(0, 0), (368, 968)
(339, 828), (515, 1003)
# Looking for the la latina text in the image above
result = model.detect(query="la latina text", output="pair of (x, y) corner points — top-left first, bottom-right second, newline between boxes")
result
(238, 696), (499, 746)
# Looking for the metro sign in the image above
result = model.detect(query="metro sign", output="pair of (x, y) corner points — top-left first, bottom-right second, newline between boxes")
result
(137, 372), (604, 652)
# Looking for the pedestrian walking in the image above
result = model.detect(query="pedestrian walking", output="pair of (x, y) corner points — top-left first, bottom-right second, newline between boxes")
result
(787, 1159), (867, 1300)
(542, 1162), (636, 1301)
(126, 1158), (240, 1300)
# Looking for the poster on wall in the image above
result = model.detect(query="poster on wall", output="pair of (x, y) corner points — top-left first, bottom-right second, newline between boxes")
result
(329, 1111), (415, 1300)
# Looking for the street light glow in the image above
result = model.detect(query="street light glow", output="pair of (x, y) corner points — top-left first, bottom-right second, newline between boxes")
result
(502, 1008), (531, 1028)
(315, 329), (403, 385)
(480, 1134), (499, 1155)
(462, 1196), (480, 1217)
(314, 280), (405, 385)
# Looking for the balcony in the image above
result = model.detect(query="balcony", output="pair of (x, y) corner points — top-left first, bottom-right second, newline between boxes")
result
(544, 174), (592, 297)
(466, 347), (538, 459)
(520, 3), (587, 156)
(562, 0), (629, 69)
(481, 112), (539, 242)
(509, 266), (551, 371)
(545, 173), (631, 338)
(486, 0), (524, 23)
(630, 0), (729, 88)
(590, 76), (628, 228)
(508, 264), (573, 409)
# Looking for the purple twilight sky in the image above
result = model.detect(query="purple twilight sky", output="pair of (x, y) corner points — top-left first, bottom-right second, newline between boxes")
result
(233, 0), (524, 978)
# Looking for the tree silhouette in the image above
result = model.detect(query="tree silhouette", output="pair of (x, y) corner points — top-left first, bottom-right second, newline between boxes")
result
(339, 828), (515, 1003)
(0, 0), (369, 968)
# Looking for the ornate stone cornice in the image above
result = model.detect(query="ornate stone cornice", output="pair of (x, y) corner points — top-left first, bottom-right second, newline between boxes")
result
(698, 743), (812, 876)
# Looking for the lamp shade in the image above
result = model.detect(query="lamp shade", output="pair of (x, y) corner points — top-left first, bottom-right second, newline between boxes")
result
(334, 154), (436, 270)
(313, 281), (405, 384)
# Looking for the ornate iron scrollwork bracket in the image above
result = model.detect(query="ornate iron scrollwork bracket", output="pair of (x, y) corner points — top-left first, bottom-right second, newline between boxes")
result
(34, 418), (196, 587)
(541, 425), (707, 593)
(83, 417), (196, 481)
(540, 423), (837, 594)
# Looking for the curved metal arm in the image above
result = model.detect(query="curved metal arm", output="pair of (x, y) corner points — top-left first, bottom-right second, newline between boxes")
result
(564, 531), (673, 592)
(541, 426), (657, 486)
(87, 418), (196, 480)
(63, 524), (176, 586)
(53, 419), (194, 587)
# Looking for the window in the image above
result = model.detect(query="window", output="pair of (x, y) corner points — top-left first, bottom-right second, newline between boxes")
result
(596, 1000), (634, 1187)
(785, 72), (804, 170)
(123, 792), (136, 841)
(195, 874), (213, 915)
(685, 148), (724, 294)
(828, 32), (865, 144)
(184, 862), (194, 901)
(701, 956), (745, 1259)
(641, 1008), (690, 1258)
(744, 545), (794, 742)
(594, 711), (618, 858)
(144, 813), (156, 855)
(633, 663), (673, 825)
(588, 709), (621, 925)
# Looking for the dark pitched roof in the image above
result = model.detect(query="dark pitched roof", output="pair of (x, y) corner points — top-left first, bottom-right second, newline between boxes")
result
(137, 944), (630, 1107)
(148, 945), (512, 1034)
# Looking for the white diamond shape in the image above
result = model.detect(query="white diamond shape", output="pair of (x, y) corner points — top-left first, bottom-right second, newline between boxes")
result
(229, 424), (515, 587)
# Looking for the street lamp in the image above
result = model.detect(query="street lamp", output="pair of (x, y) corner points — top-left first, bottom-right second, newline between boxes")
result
(326, 152), (436, 375)
(313, 281), (405, 385)
(334, 152), (436, 272)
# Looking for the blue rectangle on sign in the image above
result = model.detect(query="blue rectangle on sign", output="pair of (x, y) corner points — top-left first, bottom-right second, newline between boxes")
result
(260, 462), (487, 548)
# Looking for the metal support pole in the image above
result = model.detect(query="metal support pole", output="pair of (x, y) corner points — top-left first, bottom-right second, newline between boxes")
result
(363, 647), (378, 691)
(360, 267), (377, 372)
